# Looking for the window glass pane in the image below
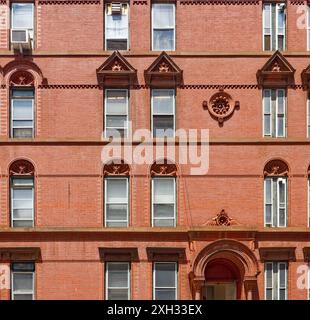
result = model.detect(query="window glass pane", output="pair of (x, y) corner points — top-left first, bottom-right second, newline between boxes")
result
(13, 128), (33, 138)
(106, 90), (127, 114)
(106, 204), (127, 221)
(12, 100), (33, 119)
(106, 13), (128, 39)
(153, 218), (175, 227)
(266, 263), (273, 288)
(107, 289), (129, 300)
(155, 263), (176, 288)
(12, 4), (34, 29)
(153, 179), (174, 203)
(279, 289), (286, 300)
(107, 263), (129, 288)
(153, 204), (175, 218)
(12, 263), (34, 272)
(13, 220), (33, 227)
(13, 294), (33, 300)
(264, 35), (271, 51)
(152, 90), (174, 114)
(12, 89), (34, 98)
(13, 273), (33, 291)
(263, 90), (271, 113)
(153, 116), (174, 137)
(153, 29), (174, 51)
(155, 289), (176, 300)
(279, 263), (286, 287)
(106, 116), (127, 128)
(277, 116), (284, 137)
(266, 288), (272, 300)
(277, 90), (284, 114)
(264, 4), (271, 29)
(153, 4), (174, 28)
(106, 128), (126, 138)
(106, 179), (127, 203)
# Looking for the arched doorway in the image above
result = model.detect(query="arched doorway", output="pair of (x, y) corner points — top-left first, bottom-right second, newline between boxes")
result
(190, 240), (260, 300)
(201, 258), (241, 300)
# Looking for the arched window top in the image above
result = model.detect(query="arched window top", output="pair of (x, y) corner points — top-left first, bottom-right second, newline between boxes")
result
(263, 159), (289, 177)
(103, 159), (130, 177)
(9, 159), (35, 176)
(9, 70), (35, 87)
(150, 159), (177, 177)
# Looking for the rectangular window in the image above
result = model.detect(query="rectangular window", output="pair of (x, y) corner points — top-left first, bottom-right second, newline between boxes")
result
(264, 177), (287, 227)
(11, 177), (34, 228)
(105, 89), (128, 138)
(152, 177), (176, 227)
(151, 89), (175, 138)
(105, 262), (130, 300)
(105, 3), (129, 50)
(152, 3), (175, 51)
(307, 91), (310, 137)
(153, 262), (177, 300)
(265, 261), (287, 300)
(263, 3), (286, 51)
(104, 177), (129, 227)
(11, 262), (35, 300)
(11, 88), (34, 138)
(11, 3), (34, 42)
(263, 89), (286, 137)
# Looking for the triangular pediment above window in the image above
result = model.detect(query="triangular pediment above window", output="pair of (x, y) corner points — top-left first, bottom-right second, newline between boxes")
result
(96, 51), (137, 87)
(301, 64), (310, 89)
(256, 51), (295, 87)
(144, 52), (183, 87)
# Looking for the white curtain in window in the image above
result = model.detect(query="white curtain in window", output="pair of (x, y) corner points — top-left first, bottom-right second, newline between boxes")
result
(106, 14), (128, 39)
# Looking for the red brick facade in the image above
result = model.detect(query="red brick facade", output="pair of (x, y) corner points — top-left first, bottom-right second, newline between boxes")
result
(0, 0), (310, 300)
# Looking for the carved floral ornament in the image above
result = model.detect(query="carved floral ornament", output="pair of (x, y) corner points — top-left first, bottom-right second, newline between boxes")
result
(204, 209), (238, 226)
(9, 70), (35, 86)
(263, 159), (289, 177)
(103, 160), (130, 176)
(9, 159), (35, 176)
(150, 162), (177, 176)
(202, 88), (240, 125)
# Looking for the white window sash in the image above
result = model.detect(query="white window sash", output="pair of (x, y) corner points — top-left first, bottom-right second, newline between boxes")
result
(104, 89), (129, 138)
(104, 177), (129, 227)
(11, 271), (35, 300)
(151, 177), (176, 227)
(153, 262), (177, 300)
(264, 178), (273, 227)
(105, 3), (129, 49)
(277, 177), (287, 227)
(263, 89), (272, 137)
(11, 3), (34, 30)
(275, 89), (286, 137)
(11, 98), (34, 137)
(263, 3), (272, 50)
(151, 89), (176, 138)
(105, 262), (130, 300)
(151, 3), (175, 51)
(11, 179), (34, 227)
(265, 262), (274, 300)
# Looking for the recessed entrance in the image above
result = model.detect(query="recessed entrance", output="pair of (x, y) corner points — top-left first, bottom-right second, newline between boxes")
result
(202, 258), (241, 300)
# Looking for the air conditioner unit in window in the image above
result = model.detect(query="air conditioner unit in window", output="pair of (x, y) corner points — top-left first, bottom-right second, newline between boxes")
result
(111, 3), (122, 14)
(11, 29), (31, 50)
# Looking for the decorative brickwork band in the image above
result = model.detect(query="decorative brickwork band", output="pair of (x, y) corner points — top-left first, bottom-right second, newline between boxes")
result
(38, 0), (100, 5)
(203, 87), (240, 126)
(9, 159), (35, 176)
(263, 159), (289, 177)
(103, 160), (130, 176)
(179, 0), (260, 4)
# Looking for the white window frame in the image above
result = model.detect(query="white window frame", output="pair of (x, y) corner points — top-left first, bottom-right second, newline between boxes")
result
(151, 177), (176, 227)
(264, 261), (287, 300)
(11, 263), (35, 300)
(307, 91), (310, 137)
(263, 88), (286, 138)
(11, 89), (35, 139)
(263, 3), (286, 51)
(104, 89), (129, 139)
(264, 177), (287, 227)
(104, 177), (129, 227)
(308, 5), (310, 51)
(104, 2), (130, 51)
(153, 262), (177, 300)
(105, 262), (130, 300)
(11, 177), (34, 228)
(151, 3), (176, 51)
(151, 89), (175, 138)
